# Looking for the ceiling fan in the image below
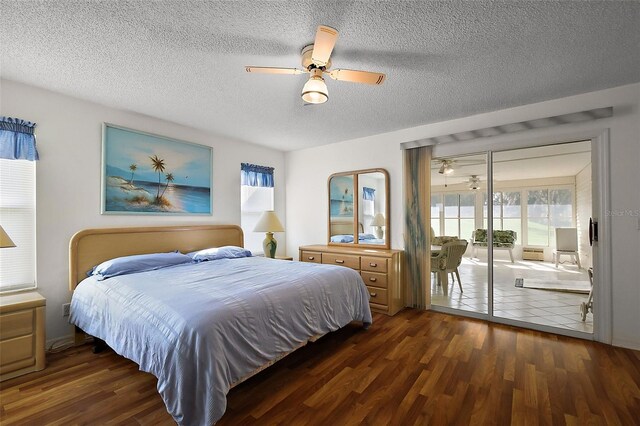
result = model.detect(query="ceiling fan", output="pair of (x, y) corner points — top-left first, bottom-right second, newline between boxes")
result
(245, 25), (386, 105)
(468, 175), (481, 190)
(438, 160), (454, 175)
(435, 157), (485, 175)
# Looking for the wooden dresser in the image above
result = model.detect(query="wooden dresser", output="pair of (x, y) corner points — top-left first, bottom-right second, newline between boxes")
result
(0, 291), (46, 381)
(299, 244), (404, 315)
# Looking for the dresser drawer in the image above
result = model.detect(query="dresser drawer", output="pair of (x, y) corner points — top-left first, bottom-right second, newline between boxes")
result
(361, 256), (388, 273)
(0, 335), (34, 368)
(322, 253), (360, 270)
(0, 310), (34, 340)
(366, 286), (388, 306)
(300, 251), (322, 263)
(361, 271), (388, 289)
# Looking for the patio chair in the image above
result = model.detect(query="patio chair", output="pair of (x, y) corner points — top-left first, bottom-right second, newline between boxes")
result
(554, 227), (581, 268)
(431, 240), (468, 296)
(580, 267), (594, 321)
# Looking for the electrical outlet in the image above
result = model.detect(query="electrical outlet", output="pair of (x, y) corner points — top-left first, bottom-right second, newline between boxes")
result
(62, 303), (70, 317)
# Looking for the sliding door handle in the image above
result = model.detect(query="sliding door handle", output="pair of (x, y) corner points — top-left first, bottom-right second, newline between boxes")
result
(589, 218), (598, 246)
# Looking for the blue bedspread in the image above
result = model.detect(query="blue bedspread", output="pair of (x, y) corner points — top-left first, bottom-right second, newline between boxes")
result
(70, 257), (372, 425)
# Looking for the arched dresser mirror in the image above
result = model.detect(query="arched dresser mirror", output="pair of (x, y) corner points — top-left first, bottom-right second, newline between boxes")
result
(327, 168), (390, 249)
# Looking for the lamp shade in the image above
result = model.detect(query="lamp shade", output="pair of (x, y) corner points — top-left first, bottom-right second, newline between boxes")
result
(0, 225), (16, 248)
(301, 75), (328, 104)
(253, 211), (284, 233)
(370, 213), (385, 227)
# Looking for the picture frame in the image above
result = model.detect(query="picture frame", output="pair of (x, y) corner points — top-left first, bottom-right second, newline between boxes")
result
(101, 123), (213, 215)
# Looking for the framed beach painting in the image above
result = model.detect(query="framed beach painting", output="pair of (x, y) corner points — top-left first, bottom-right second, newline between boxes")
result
(101, 123), (212, 215)
(329, 175), (354, 218)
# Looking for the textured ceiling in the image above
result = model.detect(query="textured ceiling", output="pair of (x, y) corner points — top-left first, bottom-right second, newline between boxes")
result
(1, 1), (639, 152)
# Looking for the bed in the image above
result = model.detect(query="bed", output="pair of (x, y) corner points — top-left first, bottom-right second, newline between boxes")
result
(68, 225), (372, 425)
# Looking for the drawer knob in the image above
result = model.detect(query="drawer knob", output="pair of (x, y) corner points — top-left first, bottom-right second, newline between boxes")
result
(370, 292), (377, 297)
(369, 262), (377, 267)
(308, 256), (315, 260)
(335, 259), (345, 264)
(369, 277), (377, 282)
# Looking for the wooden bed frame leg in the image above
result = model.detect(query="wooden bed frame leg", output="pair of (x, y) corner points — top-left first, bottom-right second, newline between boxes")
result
(92, 338), (107, 354)
(74, 326), (86, 346)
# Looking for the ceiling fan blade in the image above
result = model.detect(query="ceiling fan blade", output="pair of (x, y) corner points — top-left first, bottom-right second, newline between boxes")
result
(311, 25), (338, 67)
(328, 69), (386, 85)
(245, 66), (305, 75)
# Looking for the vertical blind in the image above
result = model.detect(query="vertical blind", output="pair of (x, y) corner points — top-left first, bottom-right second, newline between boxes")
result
(0, 158), (36, 291)
(403, 145), (431, 309)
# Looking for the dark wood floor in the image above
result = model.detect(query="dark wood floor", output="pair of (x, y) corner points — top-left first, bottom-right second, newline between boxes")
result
(1, 309), (640, 425)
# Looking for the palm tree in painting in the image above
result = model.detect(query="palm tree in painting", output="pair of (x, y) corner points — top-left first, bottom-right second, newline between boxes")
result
(149, 155), (166, 202)
(128, 163), (137, 185)
(160, 173), (174, 199)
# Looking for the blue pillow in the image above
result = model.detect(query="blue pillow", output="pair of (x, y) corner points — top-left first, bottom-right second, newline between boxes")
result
(330, 234), (354, 243)
(189, 246), (252, 262)
(89, 252), (193, 280)
(358, 233), (377, 240)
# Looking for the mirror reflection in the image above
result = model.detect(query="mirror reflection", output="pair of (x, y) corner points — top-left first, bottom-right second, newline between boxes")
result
(328, 169), (390, 248)
(358, 172), (386, 245)
(329, 174), (355, 243)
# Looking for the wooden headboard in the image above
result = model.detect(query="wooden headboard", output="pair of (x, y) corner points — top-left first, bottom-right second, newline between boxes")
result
(330, 220), (364, 236)
(69, 225), (243, 291)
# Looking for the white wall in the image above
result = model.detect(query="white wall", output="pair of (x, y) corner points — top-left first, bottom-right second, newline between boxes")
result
(286, 83), (640, 350)
(575, 164), (593, 269)
(0, 79), (286, 343)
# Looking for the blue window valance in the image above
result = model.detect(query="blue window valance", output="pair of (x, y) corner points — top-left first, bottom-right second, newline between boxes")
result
(0, 116), (39, 161)
(363, 187), (376, 201)
(241, 163), (274, 188)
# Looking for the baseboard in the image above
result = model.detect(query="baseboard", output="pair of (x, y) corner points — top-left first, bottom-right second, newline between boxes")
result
(45, 334), (76, 351)
(612, 338), (640, 351)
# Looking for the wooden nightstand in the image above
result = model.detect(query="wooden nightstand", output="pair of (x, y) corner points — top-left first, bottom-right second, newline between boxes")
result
(0, 291), (46, 381)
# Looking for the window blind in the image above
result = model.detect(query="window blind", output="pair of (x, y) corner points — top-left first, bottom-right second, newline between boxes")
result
(0, 158), (36, 291)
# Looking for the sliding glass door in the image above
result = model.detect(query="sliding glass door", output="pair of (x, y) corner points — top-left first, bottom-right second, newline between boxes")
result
(430, 141), (595, 337)
(491, 142), (594, 334)
(430, 153), (488, 315)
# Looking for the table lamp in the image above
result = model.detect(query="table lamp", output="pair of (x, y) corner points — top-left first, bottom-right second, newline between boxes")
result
(0, 225), (16, 248)
(370, 213), (385, 239)
(253, 211), (284, 258)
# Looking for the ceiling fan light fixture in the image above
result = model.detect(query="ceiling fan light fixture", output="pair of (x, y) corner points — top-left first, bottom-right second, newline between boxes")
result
(469, 175), (481, 190)
(438, 161), (453, 175)
(301, 74), (328, 104)
(247, 26), (385, 103)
